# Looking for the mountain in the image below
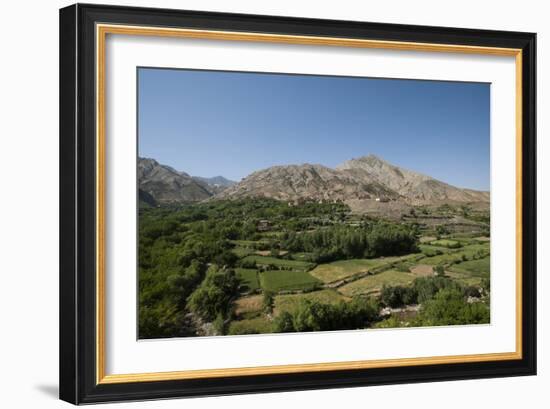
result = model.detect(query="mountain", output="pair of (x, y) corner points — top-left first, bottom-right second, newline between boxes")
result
(193, 175), (236, 188)
(214, 163), (401, 203)
(138, 157), (212, 203)
(138, 155), (489, 207)
(192, 175), (236, 194)
(214, 155), (489, 206)
(336, 155), (489, 204)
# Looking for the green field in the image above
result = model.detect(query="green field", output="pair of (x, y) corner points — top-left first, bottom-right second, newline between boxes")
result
(259, 270), (320, 292)
(232, 247), (254, 258)
(243, 255), (315, 271)
(448, 256), (490, 278)
(419, 244), (453, 256)
(338, 270), (416, 297)
(430, 239), (462, 248)
(228, 316), (274, 335)
(235, 268), (260, 292)
(289, 252), (316, 262)
(310, 257), (403, 283)
(274, 289), (349, 315)
(230, 239), (271, 248)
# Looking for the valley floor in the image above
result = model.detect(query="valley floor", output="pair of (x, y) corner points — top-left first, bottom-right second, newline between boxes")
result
(138, 198), (490, 338)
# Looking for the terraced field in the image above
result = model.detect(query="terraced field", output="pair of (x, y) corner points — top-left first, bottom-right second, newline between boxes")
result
(234, 294), (263, 319)
(228, 316), (275, 335)
(447, 256), (490, 286)
(274, 289), (350, 315)
(235, 268), (260, 292)
(338, 270), (416, 297)
(259, 270), (320, 292)
(309, 256), (411, 283)
(242, 255), (315, 271)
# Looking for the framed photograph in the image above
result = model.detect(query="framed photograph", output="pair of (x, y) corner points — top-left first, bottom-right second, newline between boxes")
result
(59, 3), (536, 404)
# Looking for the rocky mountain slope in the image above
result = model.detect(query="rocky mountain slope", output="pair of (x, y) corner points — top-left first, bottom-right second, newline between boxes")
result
(336, 155), (490, 204)
(138, 158), (213, 203)
(138, 155), (489, 207)
(214, 163), (400, 203)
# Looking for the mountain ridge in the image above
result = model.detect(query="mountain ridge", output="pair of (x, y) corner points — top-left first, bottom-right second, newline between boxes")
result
(138, 155), (489, 207)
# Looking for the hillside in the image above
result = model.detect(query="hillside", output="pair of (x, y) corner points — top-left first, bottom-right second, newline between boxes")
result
(215, 155), (489, 206)
(214, 163), (400, 203)
(138, 157), (212, 203)
(336, 155), (489, 204)
(138, 155), (489, 207)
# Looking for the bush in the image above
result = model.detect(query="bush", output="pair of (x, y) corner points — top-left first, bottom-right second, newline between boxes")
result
(413, 288), (490, 326)
(274, 298), (379, 333)
(413, 276), (461, 304)
(187, 266), (241, 321)
(380, 285), (417, 308)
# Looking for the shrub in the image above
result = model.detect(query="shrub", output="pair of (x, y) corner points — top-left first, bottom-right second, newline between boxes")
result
(413, 288), (490, 326)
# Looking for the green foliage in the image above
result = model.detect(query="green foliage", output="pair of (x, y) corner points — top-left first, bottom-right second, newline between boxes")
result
(380, 285), (417, 308)
(187, 266), (241, 321)
(282, 221), (418, 263)
(373, 315), (406, 329)
(435, 225), (450, 238)
(413, 288), (490, 326)
(242, 255), (314, 271)
(263, 291), (275, 314)
(430, 239), (461, 249)
(138, 198), (489, 338)
(273, 311), (295, 332)
(139, 260), (207, 338)
(379, 276), (464, 308)
(413, 276), (462, 304)
(274, 298), (379, 333)
(434, 264), (445, 276)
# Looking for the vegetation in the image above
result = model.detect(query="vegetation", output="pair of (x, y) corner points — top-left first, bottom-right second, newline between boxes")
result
(139, 198), (490, 338)
(273, 298), (379, 333)
(260, 270), (321, 292)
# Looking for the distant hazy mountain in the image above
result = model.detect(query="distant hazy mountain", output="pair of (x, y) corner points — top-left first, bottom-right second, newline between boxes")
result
(215, 154), (489, 205)
(192, 175), (236, 194)
(193, 175), (236, 188)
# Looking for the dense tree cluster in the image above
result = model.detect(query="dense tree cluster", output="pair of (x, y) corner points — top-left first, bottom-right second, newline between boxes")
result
(273, 298), (380, 333)
(281, 222), (419, 263)
(378, 276), (489, 327)
(413, 288), (490, 326)
(380, 276), (474, 308)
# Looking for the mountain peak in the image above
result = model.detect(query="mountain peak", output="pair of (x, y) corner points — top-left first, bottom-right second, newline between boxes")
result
(356, 154), (388, 166)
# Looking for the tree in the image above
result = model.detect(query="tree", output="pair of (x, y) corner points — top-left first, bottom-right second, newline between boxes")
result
(187, 266), (241, 321)
(413, 288), (490, 326)
(215, 250), (238, 268)
(274, 311), (295, 332)
(435, 225), (450, 239)
(273, 298), (379, 333)
(263, 291), (275, 314)
(380, 285), (417, 308)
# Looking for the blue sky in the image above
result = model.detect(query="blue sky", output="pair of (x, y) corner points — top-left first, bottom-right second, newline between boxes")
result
(138, 68), (490, 190)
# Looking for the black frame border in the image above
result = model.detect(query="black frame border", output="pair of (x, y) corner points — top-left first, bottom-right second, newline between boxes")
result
(59, 3), (536, 404)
